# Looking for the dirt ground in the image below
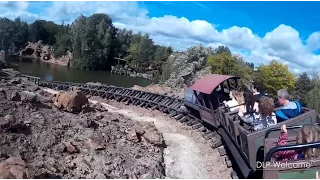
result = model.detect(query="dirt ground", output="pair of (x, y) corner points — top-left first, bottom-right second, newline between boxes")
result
(0, 70), (165, 179)
(86, 96), (232, 179)
(0, 68), (231, 179)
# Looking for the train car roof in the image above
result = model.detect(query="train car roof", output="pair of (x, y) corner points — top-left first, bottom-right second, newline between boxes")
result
(190, 74), (239, 94)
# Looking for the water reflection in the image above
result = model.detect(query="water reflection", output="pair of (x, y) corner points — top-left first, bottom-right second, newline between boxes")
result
(6, 57), (151, 88)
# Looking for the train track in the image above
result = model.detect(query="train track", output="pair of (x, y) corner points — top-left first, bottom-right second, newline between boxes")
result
(21, 74), (238, 179)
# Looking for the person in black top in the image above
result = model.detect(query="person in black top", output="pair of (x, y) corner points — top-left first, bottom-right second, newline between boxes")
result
(251, 82), (266, 102)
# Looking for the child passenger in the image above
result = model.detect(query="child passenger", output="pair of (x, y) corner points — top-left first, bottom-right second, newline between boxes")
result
(274, 124), (320, 161)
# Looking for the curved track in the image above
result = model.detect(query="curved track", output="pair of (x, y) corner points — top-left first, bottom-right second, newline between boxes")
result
(22, 74), (239, 179)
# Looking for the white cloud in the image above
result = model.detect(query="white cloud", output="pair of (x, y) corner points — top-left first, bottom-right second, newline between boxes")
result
(0, 1), (38, 22)
(1, 1), (320, 74)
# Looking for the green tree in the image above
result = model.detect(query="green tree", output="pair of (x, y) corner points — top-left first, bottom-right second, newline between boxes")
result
(11, 18), (29, 51)
(70, 13), (116, 70)
(114, 28), (133, 58)
(306, 86), (320, 113)
(294, 72), (312, 105)
(214, 45), (231, 55)
(0, 18), (16, 56)
(127, 33), (155, 72)
(255, 60), (295, 96)
(53, 25), (72, 57)
(207, 51), (254, 85)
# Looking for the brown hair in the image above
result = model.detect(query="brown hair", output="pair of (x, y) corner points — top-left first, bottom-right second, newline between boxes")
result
(297, 125), (320, 159)
(258, 96), (274, 117)
(232, 90), (244, 104)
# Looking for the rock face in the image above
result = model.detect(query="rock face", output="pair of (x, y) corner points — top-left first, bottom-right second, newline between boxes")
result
(19, 41), (72, 66)
(52, 90), (89, 113)
(161, 45), (212, 89)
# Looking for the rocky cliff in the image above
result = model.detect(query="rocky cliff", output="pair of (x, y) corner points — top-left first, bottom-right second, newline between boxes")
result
(19, 41), (72, 66)
(157, 45), (212, 92)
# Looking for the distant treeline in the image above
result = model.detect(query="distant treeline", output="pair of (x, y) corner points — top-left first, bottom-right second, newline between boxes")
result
(0, 13), (172, 75)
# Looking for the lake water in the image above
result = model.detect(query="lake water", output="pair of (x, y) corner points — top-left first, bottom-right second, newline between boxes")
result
(6, 57), (151, 88)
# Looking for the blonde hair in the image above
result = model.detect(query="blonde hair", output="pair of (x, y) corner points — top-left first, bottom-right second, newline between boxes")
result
(297, 125), (320, 159)
(232, 90), (244, 104)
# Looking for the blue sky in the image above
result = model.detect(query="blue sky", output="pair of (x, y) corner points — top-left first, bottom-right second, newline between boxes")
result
(1, 1), (320, 74)
(144, 1), (320, 38)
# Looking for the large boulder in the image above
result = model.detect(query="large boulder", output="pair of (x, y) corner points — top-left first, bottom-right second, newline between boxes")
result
(0, 157), (28, 179)
(52, 90), (89, 113)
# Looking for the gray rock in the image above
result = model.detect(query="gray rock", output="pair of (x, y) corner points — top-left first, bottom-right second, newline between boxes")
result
(161, 45), (212, 89)
(10, 91), (21, 101)
(20, 91), (38, 103)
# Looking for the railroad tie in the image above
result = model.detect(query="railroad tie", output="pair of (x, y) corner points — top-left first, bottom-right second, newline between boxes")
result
(149, 95), (157, 101)
(186, 119), (195, 126)
(168, 111), (177, 118)
(225, 156), (232, 168)
(144, 94), (152, 100)
(179, 116), (188, 123)
(160, 98), (171, 106)
(134, 92), (142, 97)
(159, 106), (165, 111)
(197, 126), (207, 132)
(168, 102), (179, 111)
(231, 171), (239, 179)
(121, 96), (128, 102)
(134, 99), (141, 106)
(203, 131), (215, 140)
(151, 104), (158, 110)
(209, 138), (222, 149)
(172, 101), (183, 109)
(159, 101), (170, 111)
(192, 123), (203, 130)
(153, 96), (162, 103)
(202, 129), (212, 136)
(106, 93), (113, 99)
(174, 114), (183, 120)
(146, 95), (156, 107)
(218, 146), (227, 156)
(115, 95), (122, 101)
(139, 102), (146, 107)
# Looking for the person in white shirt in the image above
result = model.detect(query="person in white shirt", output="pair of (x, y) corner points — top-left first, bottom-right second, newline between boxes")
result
(223, 90), (241, 112)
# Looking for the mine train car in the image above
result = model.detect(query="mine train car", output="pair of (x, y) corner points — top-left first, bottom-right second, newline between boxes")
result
(183, 74), (320, 179)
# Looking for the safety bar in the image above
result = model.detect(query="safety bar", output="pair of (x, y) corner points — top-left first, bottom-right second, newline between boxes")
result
(264, 123), (320, 139)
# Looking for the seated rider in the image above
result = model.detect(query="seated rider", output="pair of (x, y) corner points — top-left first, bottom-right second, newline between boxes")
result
(275, 89), (303, 123)
(238, 91), (258, 118)
(223, 90), (240, 112)
(240, 96), (277, 131)
(251, 82), (266, 102)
